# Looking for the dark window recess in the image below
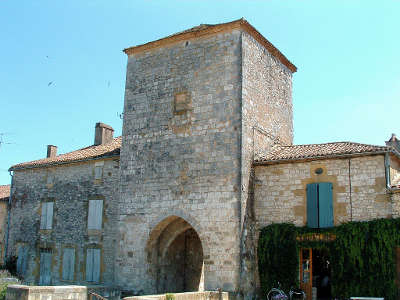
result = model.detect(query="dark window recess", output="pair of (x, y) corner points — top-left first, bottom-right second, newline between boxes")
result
(306, 182), (333, 228)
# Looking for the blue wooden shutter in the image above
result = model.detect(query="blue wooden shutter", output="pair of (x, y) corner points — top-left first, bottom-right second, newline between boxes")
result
(39, 250), (52, 285)
(62, 248), (75, 281)
(46, 202), (54, 229)
(40, 203), (47, 229)
(318, 182), (333, 228)
(86, 248), (101, 283)
(307, 183), (318, 228)
(88, 200), (103, 230)
(92, 249), (101, 283)
(17, 245), (28, 276)
(86, 249), (93, 282)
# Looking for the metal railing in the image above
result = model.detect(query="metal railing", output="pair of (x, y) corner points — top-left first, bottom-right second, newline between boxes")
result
(88, 290), (108, 300)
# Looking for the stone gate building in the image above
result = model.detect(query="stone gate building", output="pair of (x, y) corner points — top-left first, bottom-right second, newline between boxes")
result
(6, 18), (400, 299)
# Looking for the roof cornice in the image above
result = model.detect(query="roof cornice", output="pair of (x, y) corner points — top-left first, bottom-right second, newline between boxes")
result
(123, 18), (297, 73)
(253, 151), (390, 166)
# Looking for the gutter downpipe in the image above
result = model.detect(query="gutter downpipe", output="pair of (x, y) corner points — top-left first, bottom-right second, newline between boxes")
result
(384, 152), (392, 190)
(4, 170), (13, 264)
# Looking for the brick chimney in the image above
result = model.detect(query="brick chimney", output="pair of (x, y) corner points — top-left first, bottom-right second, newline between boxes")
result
(94, 122), (114, 145)
(47, 145), (57, 158)
(385, 133), (400, 153)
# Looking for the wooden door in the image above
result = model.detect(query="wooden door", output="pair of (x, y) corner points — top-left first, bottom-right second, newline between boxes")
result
(300, 248), (312, 300)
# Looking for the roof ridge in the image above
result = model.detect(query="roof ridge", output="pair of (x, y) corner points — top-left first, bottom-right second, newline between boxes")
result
(55, 136), (122, 157)
(278, 141), (388, 148)
(9, 136), (122, 171)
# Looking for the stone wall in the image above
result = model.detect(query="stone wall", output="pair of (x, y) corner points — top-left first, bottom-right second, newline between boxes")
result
(254, 155), (390, 228)
(6, 285), (87, 300)
(239, 31), (293, 297)
(390, 154), (400, 186)
(392, 191), (400, 218)
(0, 200), (8, 261)
(8, 158), (119, 286)
(119, 30), (243, 294)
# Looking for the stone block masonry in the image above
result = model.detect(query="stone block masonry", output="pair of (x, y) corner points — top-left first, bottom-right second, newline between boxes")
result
(119, 30), (243, 294)
(118, 24), (295, 296)
(8, 158), (120, 286)
(254, 155), (391, 229)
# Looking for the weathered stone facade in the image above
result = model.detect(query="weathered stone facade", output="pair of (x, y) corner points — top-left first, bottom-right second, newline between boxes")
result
(8, 158), (119, 286)
(118, 20), (294, 295)
(6, 18), (400, 300)
(254, 155), (399, 228)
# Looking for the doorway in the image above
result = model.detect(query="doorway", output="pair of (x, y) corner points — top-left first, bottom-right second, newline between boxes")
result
(300, 248), (331, 300)
(146, 216), (204, 293)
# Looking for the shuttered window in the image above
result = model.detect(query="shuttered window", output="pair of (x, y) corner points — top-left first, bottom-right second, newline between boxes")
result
(16, 245), (28, 276)
(86, 248), (101, 283)
(306, 182), (333, 228)
(88, 200), (103, 230)
(39, 248), (52, 285)
(94, 166), (103, 180)
(62, 248), (75, 281)
(40, 202), (54, 230)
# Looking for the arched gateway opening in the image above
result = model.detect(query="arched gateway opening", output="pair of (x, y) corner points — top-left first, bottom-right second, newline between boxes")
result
(147, 216), (204, 293)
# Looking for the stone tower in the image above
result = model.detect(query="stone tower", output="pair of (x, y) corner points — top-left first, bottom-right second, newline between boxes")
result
(117, 19), (296, 296)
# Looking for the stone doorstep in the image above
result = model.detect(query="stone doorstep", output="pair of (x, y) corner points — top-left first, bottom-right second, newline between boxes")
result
(123, 291), (229, 300)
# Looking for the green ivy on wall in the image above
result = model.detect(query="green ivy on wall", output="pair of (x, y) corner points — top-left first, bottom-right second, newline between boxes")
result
(258, 219), (400, 300)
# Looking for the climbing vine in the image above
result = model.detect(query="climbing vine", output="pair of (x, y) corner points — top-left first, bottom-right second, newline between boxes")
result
(258, 219), (400, 300)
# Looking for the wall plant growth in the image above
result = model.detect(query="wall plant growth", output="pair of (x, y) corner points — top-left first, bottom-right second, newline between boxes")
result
(258, 219), (400, 300)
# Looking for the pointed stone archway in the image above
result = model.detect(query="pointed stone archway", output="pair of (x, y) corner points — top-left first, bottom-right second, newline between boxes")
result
(146, 216), (204, 293)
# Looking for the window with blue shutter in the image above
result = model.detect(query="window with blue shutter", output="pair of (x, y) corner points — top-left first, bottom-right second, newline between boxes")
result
(16, 245), (28, 276)
(40, 202), (54, 230)
(306, 182), (333, 228)
(39, 248), (52, 285)
(86, 248), (101, 283)
(88, 200), (103, 230)
(62, 248), (75, 281)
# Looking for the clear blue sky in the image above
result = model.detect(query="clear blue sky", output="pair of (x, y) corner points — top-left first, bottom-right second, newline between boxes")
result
(1, 0), (399, 185)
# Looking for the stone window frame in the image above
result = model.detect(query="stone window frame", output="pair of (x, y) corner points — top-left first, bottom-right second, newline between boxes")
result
(83, 244), (103, 284)
(45, 169), (54, 188)
(39, 199), (55, 231)
(94, 161), (104, 183)
(86, 195), (105, 235)
(60, 245), (77, 282)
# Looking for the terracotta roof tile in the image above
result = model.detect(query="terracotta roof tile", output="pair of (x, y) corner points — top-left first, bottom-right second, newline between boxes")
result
(254, 142), (396, 164)
(0, 185), (10, 200)
(10, 137), (121, 171)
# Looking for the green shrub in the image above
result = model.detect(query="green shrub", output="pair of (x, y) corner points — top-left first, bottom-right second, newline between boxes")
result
(258, 219), (400, 300)
(166, 293), (175, 300)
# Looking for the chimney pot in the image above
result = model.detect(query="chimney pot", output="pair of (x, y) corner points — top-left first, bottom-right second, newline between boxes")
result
(386, 133), (400, 153)
(47, 145), (57, 158)
(94, 122), (114, 145)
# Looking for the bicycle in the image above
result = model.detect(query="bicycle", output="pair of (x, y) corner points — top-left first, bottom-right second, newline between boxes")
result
(267, 283), (306, 300)
(267, 282), (288, 300)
